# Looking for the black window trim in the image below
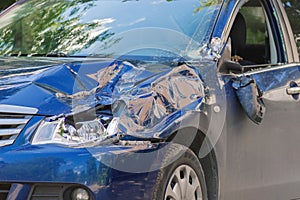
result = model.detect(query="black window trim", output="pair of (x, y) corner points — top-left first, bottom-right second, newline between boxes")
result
(219, 0), (294, 71)
(272, 0), (299, 63)
(260, 0), (286, 64)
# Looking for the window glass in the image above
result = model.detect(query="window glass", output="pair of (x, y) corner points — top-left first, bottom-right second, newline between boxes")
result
(282, 0), (300, 59)
(240, 7), (266, 45)
(0, 0), (222, 60)
(230, 3), (270, 65)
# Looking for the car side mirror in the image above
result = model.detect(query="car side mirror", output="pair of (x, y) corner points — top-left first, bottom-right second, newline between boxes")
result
(219, 60), (243, 73)
(218, 38), (243, 73)
(232, 76), (265, 124)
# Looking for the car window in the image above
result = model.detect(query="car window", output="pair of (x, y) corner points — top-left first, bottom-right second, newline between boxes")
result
(240, 7), (265, 45)
(0, 0), (222, 61)
(282, 0), (300, 60)
(229, 0), (278, 65)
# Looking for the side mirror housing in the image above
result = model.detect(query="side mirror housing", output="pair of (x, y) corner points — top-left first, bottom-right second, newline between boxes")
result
(219, 60), (243, 73)
(232, 76), (265, 124)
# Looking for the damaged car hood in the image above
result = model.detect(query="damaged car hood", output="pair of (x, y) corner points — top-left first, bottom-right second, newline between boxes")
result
(0, 57), (206, 138)
(0, 57), (103, 115)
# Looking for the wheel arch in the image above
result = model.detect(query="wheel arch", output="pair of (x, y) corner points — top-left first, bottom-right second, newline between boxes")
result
(166, 127), (219, 200)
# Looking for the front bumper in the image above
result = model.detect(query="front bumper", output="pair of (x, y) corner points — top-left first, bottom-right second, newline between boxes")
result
(0, 143), (161, 200)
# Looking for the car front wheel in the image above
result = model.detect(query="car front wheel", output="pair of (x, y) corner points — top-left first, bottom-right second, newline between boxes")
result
(152, 143), (207, 200)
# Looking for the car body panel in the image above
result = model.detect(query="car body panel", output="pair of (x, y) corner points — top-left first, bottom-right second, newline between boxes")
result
(0, 143), (161, 199)
(0, 58), (207, 140)
(1, 0), (300, 199)
(218, 64), (300, 199)
(212, 0), (300, 199)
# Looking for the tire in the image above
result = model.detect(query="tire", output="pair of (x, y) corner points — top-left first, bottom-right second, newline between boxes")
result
(152, 143), (207, 200)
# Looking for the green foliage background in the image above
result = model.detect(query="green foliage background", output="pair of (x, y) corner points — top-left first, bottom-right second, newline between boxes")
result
(0, 0), (115, 55)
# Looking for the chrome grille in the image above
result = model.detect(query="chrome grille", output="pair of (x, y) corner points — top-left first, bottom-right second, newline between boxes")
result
(0, 114), (31, 147)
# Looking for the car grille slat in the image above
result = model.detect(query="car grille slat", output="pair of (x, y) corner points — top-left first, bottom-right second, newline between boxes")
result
(0, 128), (22, 136)
(0, 114), (31, 147)
(0, 139), (15, 146)
(0, 118), (29, 125)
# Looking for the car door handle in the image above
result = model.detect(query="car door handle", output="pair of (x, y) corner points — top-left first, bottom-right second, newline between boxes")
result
(286, 87), (300, 95)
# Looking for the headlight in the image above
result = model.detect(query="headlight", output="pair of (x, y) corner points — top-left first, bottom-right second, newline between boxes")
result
(31, 116), (119, 146)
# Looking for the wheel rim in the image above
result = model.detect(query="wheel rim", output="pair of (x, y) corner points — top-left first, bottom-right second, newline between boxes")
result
(164, 164), (202, 200)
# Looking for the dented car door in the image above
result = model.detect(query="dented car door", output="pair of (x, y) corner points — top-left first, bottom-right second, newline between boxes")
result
(219, 0), (300, 199)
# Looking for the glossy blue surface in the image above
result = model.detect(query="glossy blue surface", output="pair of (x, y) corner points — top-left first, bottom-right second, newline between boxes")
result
(0, 55), (207, 199)
(1, 0), (299, 199)
(0, 143), (165, 199)
(0, 59), (112, 115)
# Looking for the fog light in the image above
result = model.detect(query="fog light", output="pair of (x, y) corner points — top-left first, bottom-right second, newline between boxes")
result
(72, 188), (90, 200)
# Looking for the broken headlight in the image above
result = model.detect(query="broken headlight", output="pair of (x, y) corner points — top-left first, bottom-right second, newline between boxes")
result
(31, 116), (119, 146)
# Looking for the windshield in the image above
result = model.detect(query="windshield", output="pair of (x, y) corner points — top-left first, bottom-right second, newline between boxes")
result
(0, 0), (221, 60)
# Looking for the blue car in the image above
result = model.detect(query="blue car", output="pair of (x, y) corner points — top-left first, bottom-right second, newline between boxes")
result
(1, 0), (300, 199)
